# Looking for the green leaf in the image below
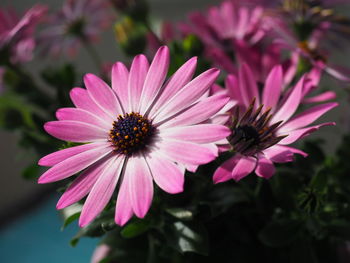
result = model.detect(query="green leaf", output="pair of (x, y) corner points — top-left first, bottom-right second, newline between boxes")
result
(60, 203), (82, 230)
(259, 219), (303, 247)
(170, 221), (209, 256)
(120, 220), (150, 238)
(165, 208), (193, 221)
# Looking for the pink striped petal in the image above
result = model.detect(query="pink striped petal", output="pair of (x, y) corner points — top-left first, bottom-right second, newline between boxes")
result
(303, 91), (336, 104)
(38, 145), (112, 184)
(79, 155), (123, 227)
(56, 157), (110, 209)
(160, 124), (231, 144)
(160, 93), (230, 128)
(226, 74), (242, 103)
(146, 153), (184, 194)
(38, 142), (108, 167)
(231, 156), (256, 181)
(69, 87), (113, 123)
(115, 171), (134, 226)
(213, 156), (237, 183)
(111, 62), (129, 113)
(158, 140), (218, 165)
(154, 68), (220, 123)
(263, 145), (307, 163)
(128, 54), (149, 112)
(148, 57), (197, 118)
(139, 46), (170, 113)
(127, 155), (154, 218)
(280, 102), (338, 132)
(239, 63), (259, 107)
(44, 121), (107, 142)
(255, 157), (275, 179)
(271, 75), (305, 123)
(278, 122), (335, 145)
(56, 108), (111, 130)
(262, 65), (282, 109)
(84, 73), (121, 118)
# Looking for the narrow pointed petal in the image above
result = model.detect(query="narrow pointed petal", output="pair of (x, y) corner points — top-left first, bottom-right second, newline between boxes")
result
(160, 124), (231, 144)
(127, 155), (153, 218)
(56, 108), (111, 130)
(280, 102), (338, 132)
(263, 145), (307, 163)
(139, 46), (170, 113)
(84, 73), (122, 118)
(44, 120), (107, 142)
(262, 65), (283, 109)
(79, 156), (123, 227)
(56, 157), (110, 209)
(128, 54), (149, 112)
(303, 91), (336, 104)
(112, 62), (129, 112)
(239, 63), (259, 107)
(231, 156), (256, 181)
(158, 140), (218, 165)
(278, 122), (335, 145)
(213, 156), (237, 183)
(115, 166), (134, 226)
(160, 93), (230, 128)
(255, 157), (275, 179)
(146, 153), (184, 194)
(69, 87), (113, 123)
(38, 142), (108, 167)
(271, 76), (304, 123)
(38, 145), (112, 184)
(154, 68), (220, 123)
(148, 57), (197, 118)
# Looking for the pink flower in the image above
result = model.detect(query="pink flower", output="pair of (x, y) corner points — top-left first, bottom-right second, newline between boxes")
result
(91, 244), (110, 263)
(38, 46), (230, 227)
(213, 63), (337, 182)
(0, 5), (47, 63)
(39, 0), (114, 57)
(185, 0), (268, 48)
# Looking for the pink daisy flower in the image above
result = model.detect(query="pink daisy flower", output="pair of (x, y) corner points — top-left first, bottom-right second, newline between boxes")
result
(213, 63), (337, 182)
(38, 46), (231, 227)
(39, 0), (114, 57)
(0, 5), (47, 63)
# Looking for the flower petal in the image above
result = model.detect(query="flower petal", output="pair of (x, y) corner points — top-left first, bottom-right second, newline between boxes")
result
(302, 91), (336, 104)
(84, 73), (122, 118)
(128, 54), (149, 112)
(38, 145), (112, 184)
(139, 46), (169, 113)
(278, 122), (335, 145)
(112, 62), (129, 113)
(255, 157), (275, 179)
(146, 152), (184, 194)
(213, 156), (237, 183)
(231, 156), (256, 181)
(279, 102), (338, 132)
(160, 124), (231, 144)
(69, 87), (113, 123)
(154, 68), (220, 123)
(262, 65), (282, 109)
(38, 142), (108, 167)
(44, 120), (107, 142)
(239, 63), (259, 107)
(127, 155), (154, 218)
(148, 57), (197, 118)
(158, 139), (218, 165)
(56, 157), (110, 209)
(56, 107), (111, 130)
(79, 155), (123, 227)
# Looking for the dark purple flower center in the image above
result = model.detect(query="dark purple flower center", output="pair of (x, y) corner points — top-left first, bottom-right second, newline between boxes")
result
(109, 112), (154, 155)
(228, 99), (287, 156)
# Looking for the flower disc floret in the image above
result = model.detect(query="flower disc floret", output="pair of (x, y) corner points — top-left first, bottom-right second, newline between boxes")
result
(109, 112), (154, 155)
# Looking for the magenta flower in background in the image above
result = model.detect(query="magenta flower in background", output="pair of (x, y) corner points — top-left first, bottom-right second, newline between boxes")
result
(39, 0), (114, 57)
(185, 0), (268, 49)
(38, 46), (231, 227)
(0, 5), (47, 63)
(213, 63), (337, 182)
